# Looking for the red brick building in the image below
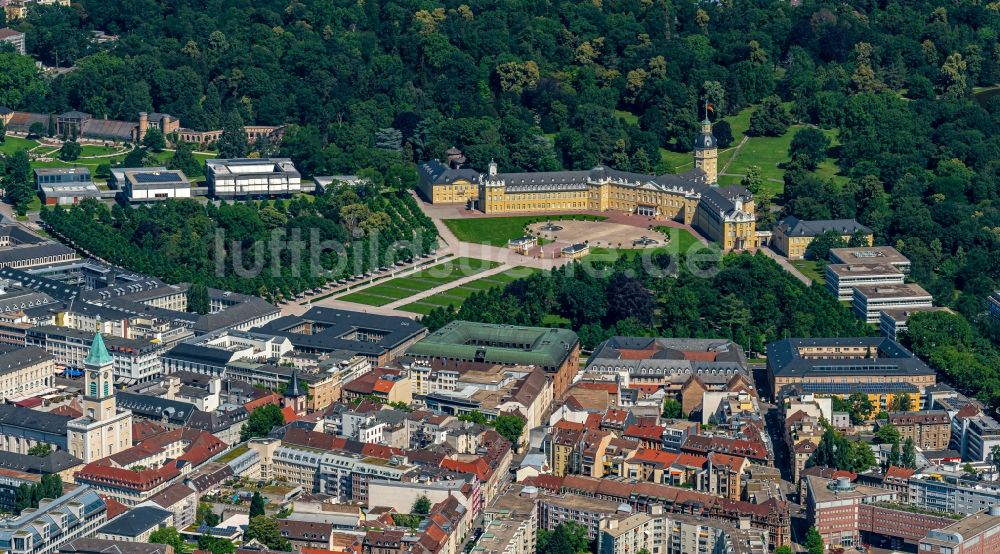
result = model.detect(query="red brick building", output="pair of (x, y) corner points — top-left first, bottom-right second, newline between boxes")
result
(919, 507), (1000, 554)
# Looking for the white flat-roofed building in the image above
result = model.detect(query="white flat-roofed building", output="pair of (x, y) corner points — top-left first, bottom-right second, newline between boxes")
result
(826, 263), (905, 301)
(829, 245), (911, 274)
(110, 167), (191, 202)
(853, 283), (933, 324)
(0, 28), (26, 55)
(205, 158), (301, 198)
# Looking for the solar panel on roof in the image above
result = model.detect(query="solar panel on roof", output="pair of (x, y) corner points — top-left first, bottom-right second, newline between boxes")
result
(133, 172), (183, 184)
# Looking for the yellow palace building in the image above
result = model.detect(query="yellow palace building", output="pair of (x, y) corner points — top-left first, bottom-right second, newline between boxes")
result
(418, 119), (758, 251)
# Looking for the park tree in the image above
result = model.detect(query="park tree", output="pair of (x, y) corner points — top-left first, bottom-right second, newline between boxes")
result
(187, 283), (210, 315)
(142, 127), (167, 151)
(197, 537), (235, 554)
(805, 528), (824, 554)
(149, 528), (188, 553)
(168, 141), (204, 177)
(713, 120), (734, 148)
(494, 414), (525, 445)
(122, 146), (156, 168)
(59, 140), (81, 161)
(249, 491), (266, 518)
(874, 423), (900, 445)
(4, 150), (35, 215)
(537, 522), (590, 554)
(804, 230), (848, 262)
(244, 516), (291, 551)
(28, 122), (45, 137)
(788, 127), (830, 170)
(412, 495), (431, 515)
(890, 393), (913, 412)
(28, 443), (52, 456)
(0, 119), (5, 143)
(240, 404), (285, 441)
(889, 439), (901, 467)
(740, 165), (763, 195)
(848, 392), (875, 424)
(218, 110), (248, 158)
(0, 51), (47, 109)
(902, 437), (917, 469)
(662, 397), (683, 419)
(748, 96), (791, 137)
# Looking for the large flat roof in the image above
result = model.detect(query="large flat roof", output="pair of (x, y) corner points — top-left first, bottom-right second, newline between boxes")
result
(406, 321), (578, 369)
(829, 246), (910, 265)
(206, 158), (300, 178)
(854, 283), (932, 300)
(825, 263), (903, 277)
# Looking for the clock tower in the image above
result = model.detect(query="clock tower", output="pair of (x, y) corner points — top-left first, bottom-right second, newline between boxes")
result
(67, 333), (133, 462)
(693, 118), (718, 184)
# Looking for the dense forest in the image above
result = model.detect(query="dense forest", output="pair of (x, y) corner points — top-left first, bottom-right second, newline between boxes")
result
(1, 0), (999, 317)
(39, 186), (437, 299)
(421, 252), (872, 352)
(4, 1), (1000, 404)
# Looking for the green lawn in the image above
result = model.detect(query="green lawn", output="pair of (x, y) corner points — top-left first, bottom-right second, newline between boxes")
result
(614, 110), (639, 125)
(400, 266), (539, 314)
(790, 259), (826, 285)
(78, 144), (126, 158)
(443, 214), (606, 246)
(338, 257), (501, 306)
(0, 136), (40, 156)
(725, 107), (753, 138)
(723, 125), (844, 197)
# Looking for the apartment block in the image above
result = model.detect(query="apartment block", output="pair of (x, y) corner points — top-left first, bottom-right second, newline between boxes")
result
(886, 410), (951, 451)
(908, 472), (1000, 515)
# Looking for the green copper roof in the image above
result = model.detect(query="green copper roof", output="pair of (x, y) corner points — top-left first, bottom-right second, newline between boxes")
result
(405, 321), (579, 369)
(84, 332), (113, 367)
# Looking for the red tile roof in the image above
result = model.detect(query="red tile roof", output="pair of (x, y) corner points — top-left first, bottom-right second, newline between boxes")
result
(624, 425), (664, 442)
(955, 404), (981, 419)
(51, 404), (82, 418)
(707, 452), (747, 470)
(14, 397), (43, 408)
(101, 495), (128, 520)
(244, 392), (281, 412)
(76, 460), (180, 491)
(553, 420), (584, 432)
(602, 409), (629, 424)
(441, 457), (491, 482)
(361, 443), (403, 459)
(575, 382), (618, 394)
(885, 465), (916, 480)
(523, 474), (563, 492)
(283, 427), (345, 451)
(281, 406), (300, 423)
(628, 448), (678, 466)
(682, 435), (769, 460)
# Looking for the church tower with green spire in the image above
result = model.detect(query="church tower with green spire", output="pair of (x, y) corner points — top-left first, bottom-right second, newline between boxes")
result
(68, 332), (133, 463)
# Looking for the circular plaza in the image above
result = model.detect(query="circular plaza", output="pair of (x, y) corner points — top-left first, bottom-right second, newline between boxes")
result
(526, 219), (670, 250)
